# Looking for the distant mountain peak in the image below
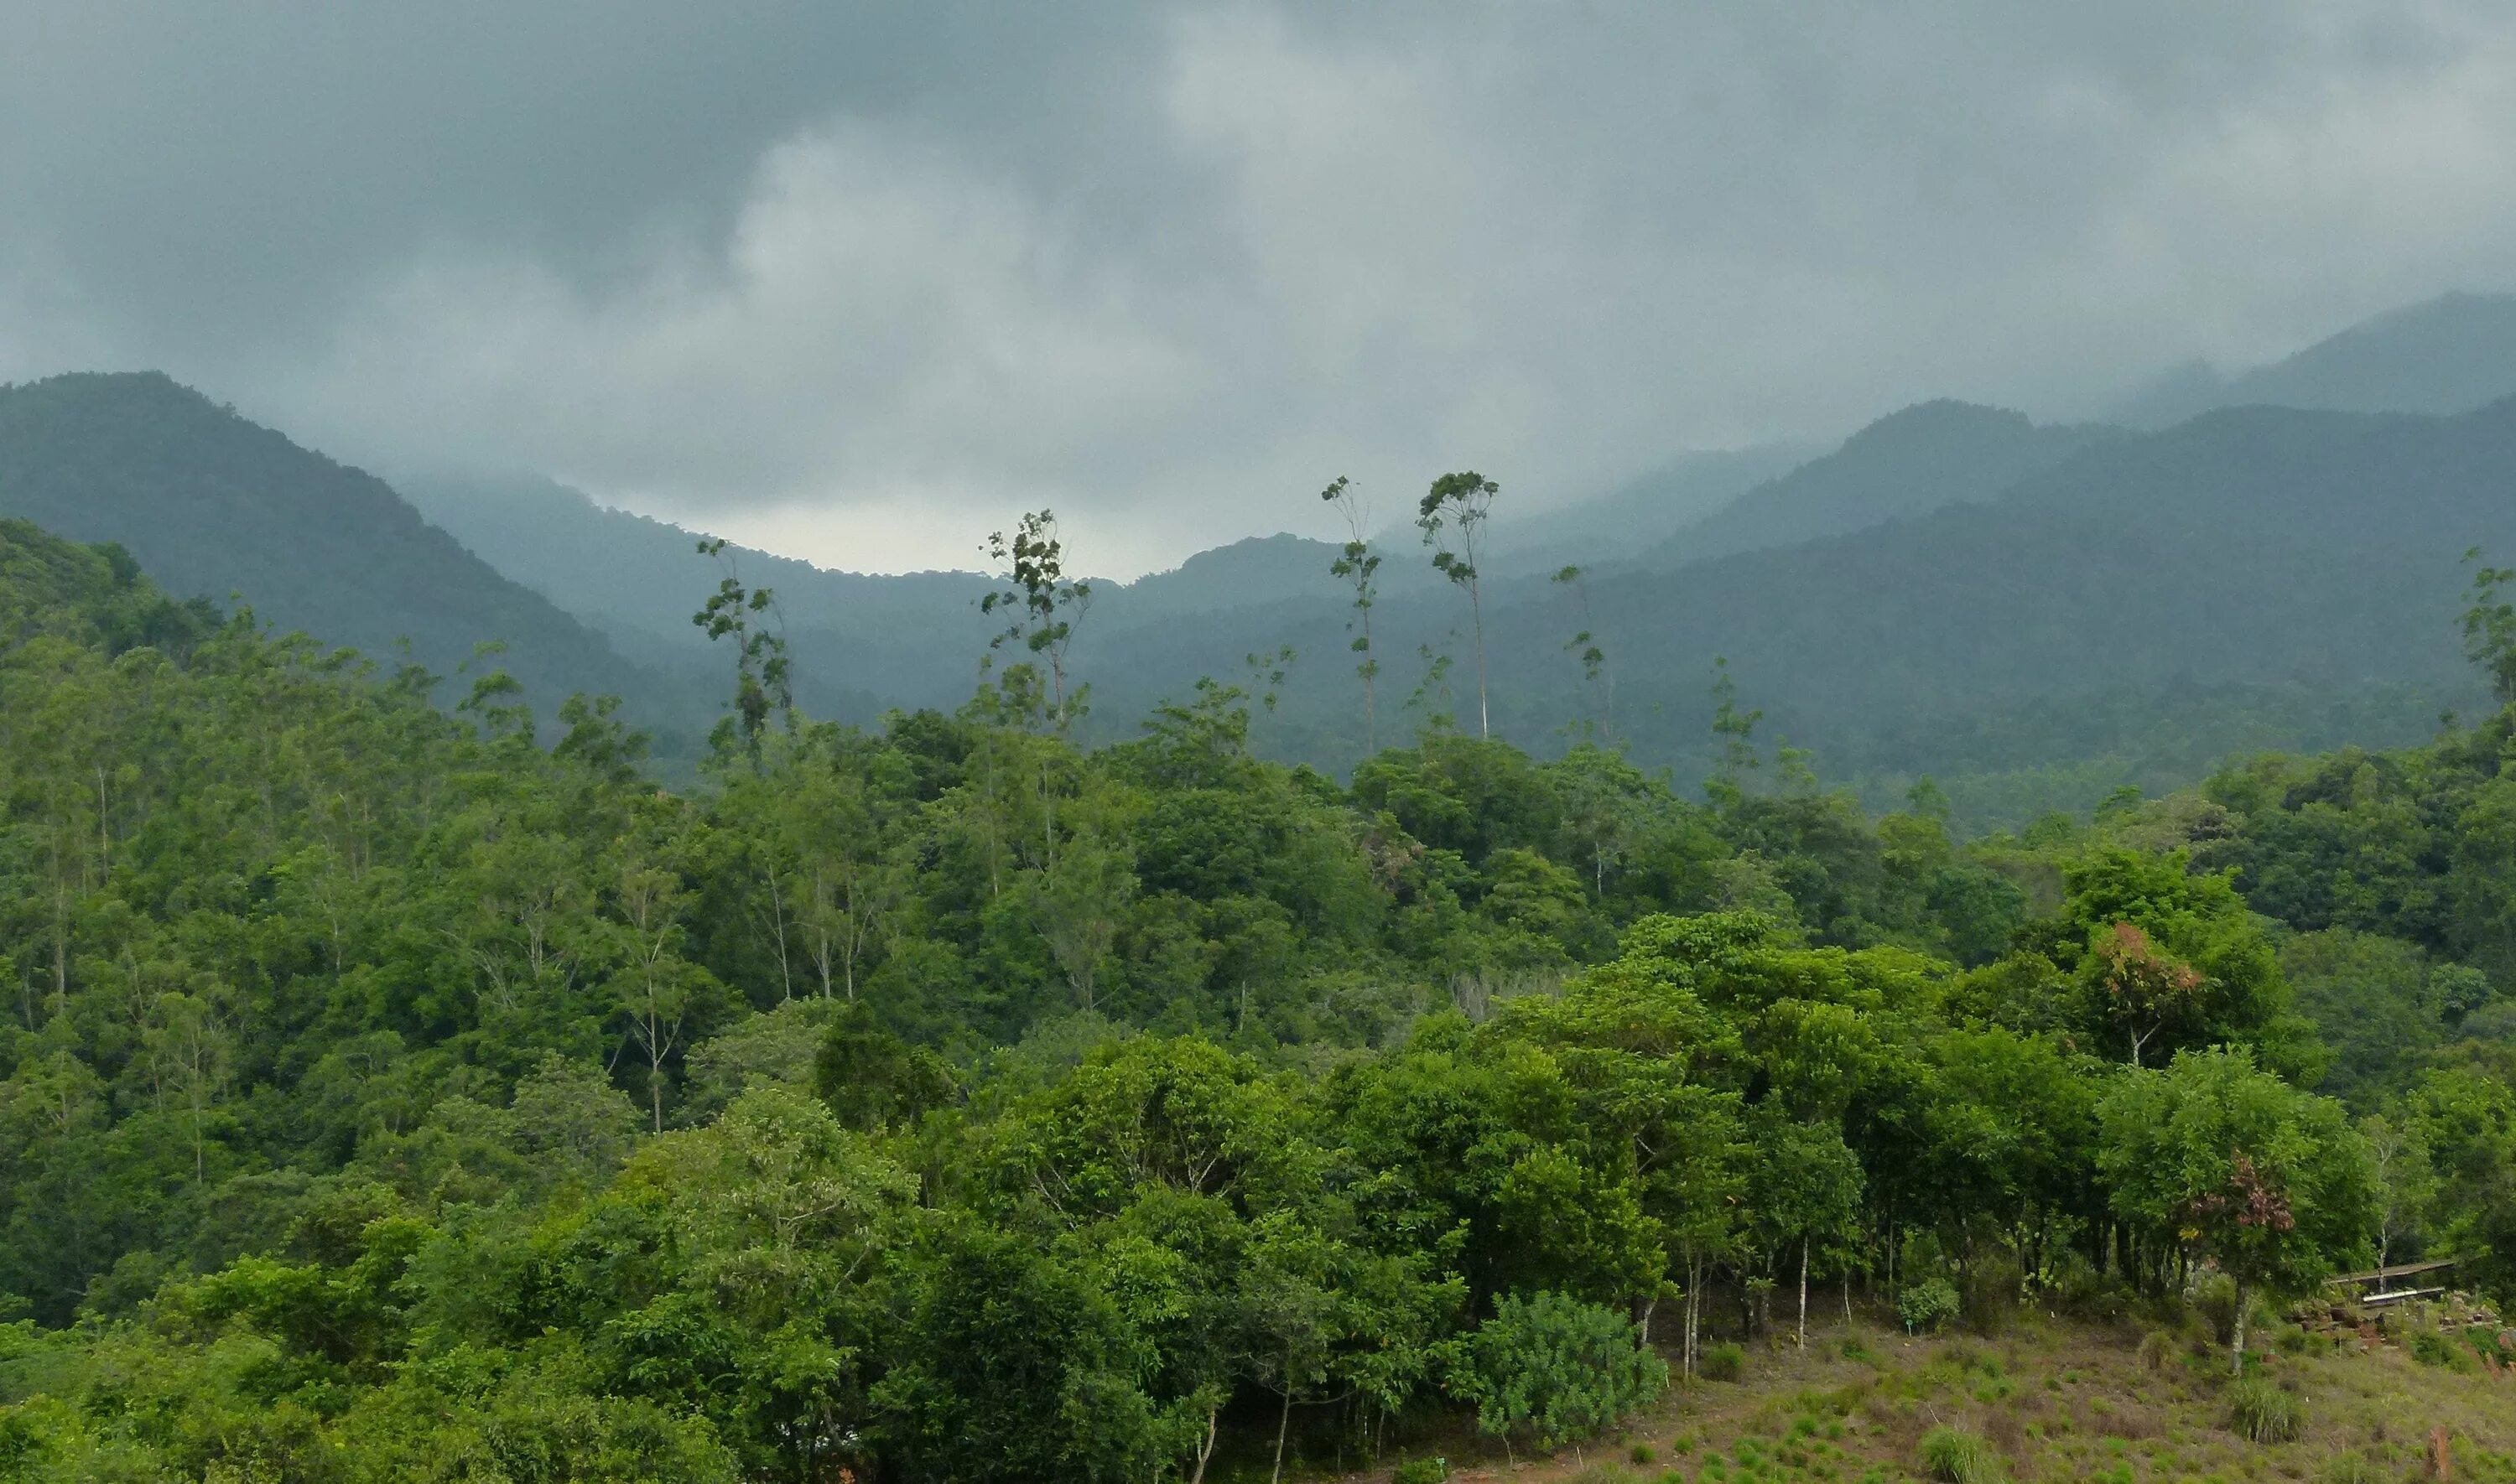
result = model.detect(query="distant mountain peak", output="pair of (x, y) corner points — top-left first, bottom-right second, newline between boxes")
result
(2107, 288), (2516, 426)
(1645, 399), (2118, 568)
(1853, 397), (2033, 432)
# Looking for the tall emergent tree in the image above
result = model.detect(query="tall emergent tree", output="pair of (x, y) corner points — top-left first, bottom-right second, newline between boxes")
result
(1552, 563), (1612, 745)
(1706, 656), (1761, 807)
(1320, 475), (1382, 755)
(1419, 471), (1499, 739)
(693, 537), (793, 760)
(982, 509), (1094, 734)
(2464, 545), (2516, 707)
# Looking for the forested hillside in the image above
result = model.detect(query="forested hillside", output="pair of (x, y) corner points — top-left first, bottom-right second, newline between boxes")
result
(3, 512), (2513, 1481)
(1638, 400), (2120, 567)
(0, 375), (661, 719)
(1073, 397), (2516, 824)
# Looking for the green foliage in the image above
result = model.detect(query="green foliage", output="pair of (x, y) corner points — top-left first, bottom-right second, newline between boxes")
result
(1899, 1278), (1962, 1335)
(2098, 1048), (2375, 1370)
(1391, 1458), (1450, 1484)
(2463, 547), (2516, 706)
(1463, 1291), (1668, 1452)
(814, 1001), (954, 1130)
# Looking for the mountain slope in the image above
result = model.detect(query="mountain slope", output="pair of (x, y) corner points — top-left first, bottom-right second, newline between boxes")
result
(1480, 440), (1817, 576)
(0, 373), (658, 713)
(0, 516), (217, 655)
(405, 392), (2513, 809)
(1073, 398), (2516, 802)
(1643, 400), (2123, 567)
(2110, 290), (2516, 426)
(402, 471), (995, 713)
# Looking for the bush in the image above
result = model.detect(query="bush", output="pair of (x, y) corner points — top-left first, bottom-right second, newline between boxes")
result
(1898, 1277), (1962, 1335)
(1391, 1461), (1448, 1484)
(2136, 1328), (2177, 1372)
(1916, 1424), (2006, 1484)
(2227, 1377), (2303, 1443)
(1698, 1341), (1745, 1381)
(2407, 1322), (2477, 1372)
(1464, 1292), (1670, 1451)
(1630, 1440), (1656, 1464)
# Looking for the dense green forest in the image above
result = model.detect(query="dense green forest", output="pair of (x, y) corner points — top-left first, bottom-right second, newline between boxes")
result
(4, 508), (2514, 1482)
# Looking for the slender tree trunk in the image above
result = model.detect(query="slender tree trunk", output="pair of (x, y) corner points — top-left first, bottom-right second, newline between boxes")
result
(1470, 583), (1489, 739)
(767, 871), (792, 1000)
(1798, 1238), (1810, 1349)
(1686, 1253), (1703, 1378)
(1190, 1407), (1218, 1484)
(1272, 1372), (1294, 1484)
(646, 999), (666, 1134)
(2231, 1278), (2250, 1376)
(1361, 604), (1378, 756)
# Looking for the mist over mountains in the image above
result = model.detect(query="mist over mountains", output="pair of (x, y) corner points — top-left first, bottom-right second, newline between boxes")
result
(6, 290), (2515, 822)
(2104, 290), (2516, 427)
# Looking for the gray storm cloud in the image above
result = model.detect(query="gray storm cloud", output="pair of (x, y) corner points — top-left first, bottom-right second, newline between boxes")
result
(5, 1), (2516, 574)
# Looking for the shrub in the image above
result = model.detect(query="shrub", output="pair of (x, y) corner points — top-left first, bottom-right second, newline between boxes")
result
(2135, 1329), (2177, 1372)
(2226, 1377), (2303, 1443)
(1464, 1292), (1670, 1452)
(1898, 1278), (1961, 1335)
(1698, 1341), (1745, 1381)
(2317, 1451), (2386, 1484)
(1630, 1440), (1656, 1464)
(2407, 1324), (2475, 1372)
(1391, 1460), (1448, 1484)
(1917, 1424), (2006, 1483)
(2051, 1253), (2132, 1321)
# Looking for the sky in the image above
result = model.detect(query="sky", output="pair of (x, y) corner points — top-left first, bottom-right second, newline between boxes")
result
(6, 2), (2516, 578)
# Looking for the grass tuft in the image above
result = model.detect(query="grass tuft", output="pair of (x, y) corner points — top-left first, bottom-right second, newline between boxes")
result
(2226, 1376), (2304, 1443)
(1918, 1424), (2008, 1484)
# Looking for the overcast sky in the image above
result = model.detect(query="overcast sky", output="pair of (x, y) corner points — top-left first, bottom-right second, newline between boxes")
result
(7, 2), (2516, 576)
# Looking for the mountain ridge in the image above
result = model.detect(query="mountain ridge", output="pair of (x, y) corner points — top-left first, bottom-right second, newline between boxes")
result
(0, 372), (664, 716)
(2107, 288), (2516, 426)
